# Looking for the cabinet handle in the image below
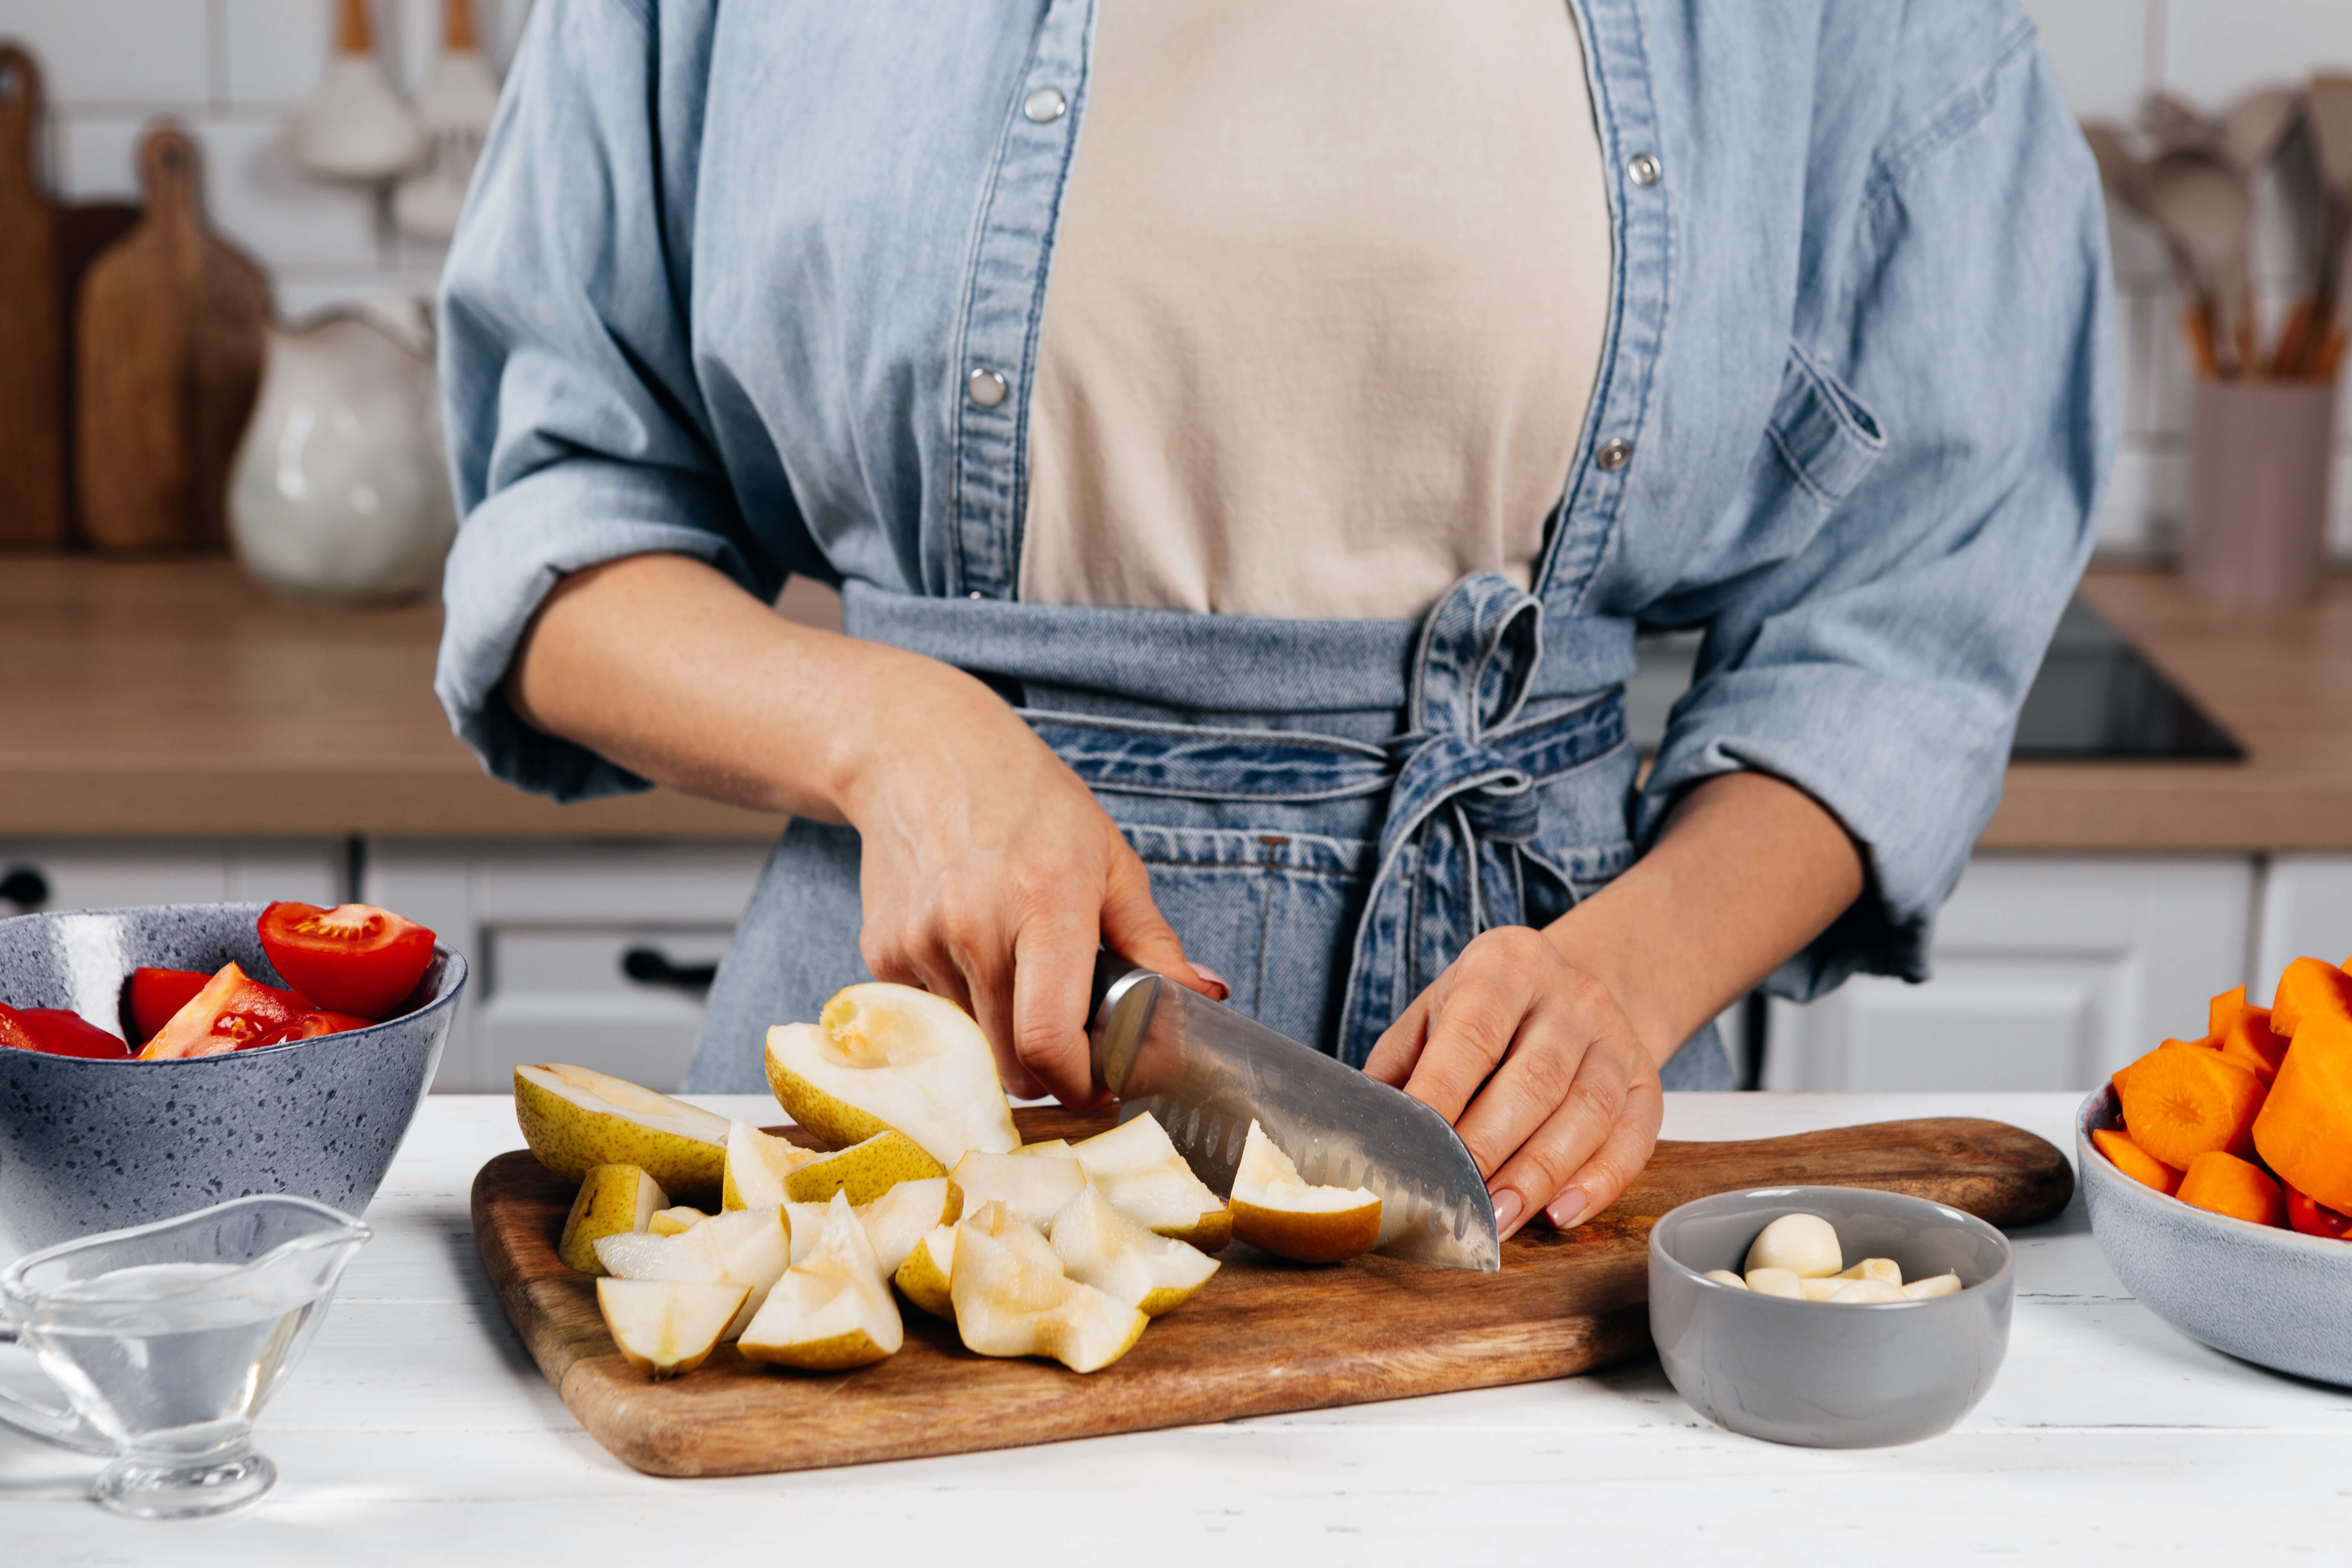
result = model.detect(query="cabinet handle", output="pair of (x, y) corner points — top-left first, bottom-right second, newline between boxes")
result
(621, 946), (718, 993)
(0, 866), (49, 913)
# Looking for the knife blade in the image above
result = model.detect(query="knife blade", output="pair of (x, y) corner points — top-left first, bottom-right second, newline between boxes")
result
(1088, 960), (1500, 1272)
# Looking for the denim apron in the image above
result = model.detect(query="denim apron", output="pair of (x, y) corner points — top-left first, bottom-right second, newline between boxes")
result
(689, 571), (1735, 1092)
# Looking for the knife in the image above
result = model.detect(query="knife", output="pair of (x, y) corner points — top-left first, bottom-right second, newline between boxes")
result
(1087, 955), (1501, 1272)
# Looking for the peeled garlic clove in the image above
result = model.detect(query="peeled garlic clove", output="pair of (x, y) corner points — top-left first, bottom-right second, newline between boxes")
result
(1903, 1272), (1963, 1300)
(1701, 1268), (1749, 1289)
(1798, 1276), (1848, 1301)
(1834, 1257), (1902, 1284)
(1743, 1267), (1803, 1299)
(1744, 1213), (1842, 1279)
(1823, 1278), (1905, 1304)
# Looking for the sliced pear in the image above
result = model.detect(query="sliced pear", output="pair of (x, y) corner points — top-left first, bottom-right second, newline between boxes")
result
(857, 1177), (963, 1277)
(1069, 1114), (1232, 1251)
(785, 1129), (949, 1207)
(1015, 1138), (1074, 1157)
(648, 1205), (710, 1237)
(1229, 1120), (1380, 1264)
(894, 1225), (958, 1320)
(597, 1278), (749, 1379)
(1049, 1185), (1218, 1316)
(951, 1200), (1147, 1373)
(1904, 1273), (1964, 1300)
(764, 983), (1019, 1164)
(558, 1163), (668, 1275)
(738, 1193), (904, 1370)
(949, 1149), (1087, 1229)
(594, 1204), (790, 1340)
(514, 1063), (728, 1194)
(721, 1120), (823, 1210)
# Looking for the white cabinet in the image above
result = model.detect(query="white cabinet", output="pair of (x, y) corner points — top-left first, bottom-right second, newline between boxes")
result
(0, 838), (343, 914)
(1763, 855), (2254, 1093)
(363, 841), (772, 1094)
(2251, 856), (2352, 1006)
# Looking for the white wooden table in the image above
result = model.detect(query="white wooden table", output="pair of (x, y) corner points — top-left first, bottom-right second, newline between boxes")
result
(6, 1092), (2348, 1562)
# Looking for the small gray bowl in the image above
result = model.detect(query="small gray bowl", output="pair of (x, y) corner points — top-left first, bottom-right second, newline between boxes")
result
(0, 902), (463, 1257)
(2077, 1084), (2352, 1386)
(1648, 1185), (2015, 1448)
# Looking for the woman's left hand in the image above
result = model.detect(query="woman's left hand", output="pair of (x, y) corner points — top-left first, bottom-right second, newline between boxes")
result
(1362, 926), (1663, 1240)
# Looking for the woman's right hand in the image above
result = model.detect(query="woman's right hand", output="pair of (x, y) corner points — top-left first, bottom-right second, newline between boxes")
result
(509, 552), (1220, 1103)
(829, 653), (1224, 1104)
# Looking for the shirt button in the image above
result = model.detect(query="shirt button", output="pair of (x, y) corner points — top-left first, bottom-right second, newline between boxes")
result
(1594, 438), (1634, 472)
(968, 590), (985, 600)
(1024, 87), (1068, 123)
(1628, 152), (1662, 186)
(966, 368), (1008, 408)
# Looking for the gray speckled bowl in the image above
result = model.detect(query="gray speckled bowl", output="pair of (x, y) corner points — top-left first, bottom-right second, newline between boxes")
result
(1648, 1185), (2015, 1448)
(0, 902), (462, 1258)
(2077, 1084), (2352, 1386)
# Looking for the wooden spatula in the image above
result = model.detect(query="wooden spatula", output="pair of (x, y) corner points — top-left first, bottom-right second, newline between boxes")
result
(75, 124), (273, 553)
(0, 44), (67, 548)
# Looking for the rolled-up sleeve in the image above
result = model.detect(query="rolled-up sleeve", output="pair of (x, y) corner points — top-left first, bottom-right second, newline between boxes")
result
(433, 0), (787, 803)
(1635, 32), (2115, 998)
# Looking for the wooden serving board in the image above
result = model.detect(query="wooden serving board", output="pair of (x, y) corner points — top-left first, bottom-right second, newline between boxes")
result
(0, 45), (66, 548)
(472, 1110), (2072, 1478)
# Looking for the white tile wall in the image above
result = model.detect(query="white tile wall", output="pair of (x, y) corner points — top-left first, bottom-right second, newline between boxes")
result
(0, 0), (529, 320)
(0, 0), (2343, 557)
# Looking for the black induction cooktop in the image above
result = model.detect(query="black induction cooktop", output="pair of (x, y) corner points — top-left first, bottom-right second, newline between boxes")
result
(1625, 597), (2243, 761)
(2011, 598), (2241, 760)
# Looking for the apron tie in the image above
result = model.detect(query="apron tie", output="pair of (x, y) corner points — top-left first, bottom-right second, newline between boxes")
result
(1335, 573), (1580, 1065)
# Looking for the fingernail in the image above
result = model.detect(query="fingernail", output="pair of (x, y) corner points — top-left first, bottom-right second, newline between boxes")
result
(1546, 1187), (1589, 1230)
(1490, 1188), (1524, 1237)
(1192, 964), (1232, 1000)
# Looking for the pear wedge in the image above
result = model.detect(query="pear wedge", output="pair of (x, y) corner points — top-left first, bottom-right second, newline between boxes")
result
(857, 1177), (962, 1277)
(951, 1200), (1147, 1373)
(597, 1278), (749, 1379)
(1229, 1119), (1380, 1264)
(894, 1225), (958, 1320)
(1015, 1138), (1074, 1157)
(721, 1120), (823, 1210)
(949, 1149), (1087, 1229)
(738, 1193), (905, 1370)
(595, 1204), (791, 1340)
(785, 1129), (948, 1207)
(1050, 1185), (1218, 1316)
(764, 983), (1019, 1164)
(1070, 1113), (1231, 1251)
(558, 1163), (668, 1275)
(515, 1063), (727, 1195)
(648, 1205), (710, 1237)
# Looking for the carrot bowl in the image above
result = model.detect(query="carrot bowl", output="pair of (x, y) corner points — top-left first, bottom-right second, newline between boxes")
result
(2077, 1083), (2352, 1386)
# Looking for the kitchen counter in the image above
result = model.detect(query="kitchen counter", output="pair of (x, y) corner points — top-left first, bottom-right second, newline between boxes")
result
(6, 556), (2352, 848)
(4, 1091), (2343, 1562)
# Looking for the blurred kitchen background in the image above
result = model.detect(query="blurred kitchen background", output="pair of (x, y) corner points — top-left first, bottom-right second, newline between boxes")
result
(4, 0), (2352, 1100)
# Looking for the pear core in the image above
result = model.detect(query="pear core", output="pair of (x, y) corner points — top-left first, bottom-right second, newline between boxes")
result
(765, 983), (1019, 1165)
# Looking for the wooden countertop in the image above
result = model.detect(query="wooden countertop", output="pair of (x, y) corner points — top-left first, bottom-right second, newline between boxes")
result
(3, 556), (2348, 849)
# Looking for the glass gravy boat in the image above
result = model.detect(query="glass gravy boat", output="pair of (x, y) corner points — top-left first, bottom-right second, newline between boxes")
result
(0, 1194), (370, 1518)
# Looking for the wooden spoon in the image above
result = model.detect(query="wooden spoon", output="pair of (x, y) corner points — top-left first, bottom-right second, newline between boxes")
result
(2287, 74), (2352, 377)
(2146, 147), (2255, 377)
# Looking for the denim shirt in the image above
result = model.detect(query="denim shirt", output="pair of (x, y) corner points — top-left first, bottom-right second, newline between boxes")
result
(435, 0), (2114, 1027)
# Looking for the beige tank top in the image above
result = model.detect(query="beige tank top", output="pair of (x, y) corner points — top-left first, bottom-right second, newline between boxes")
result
(1018, 0), (1612, 622)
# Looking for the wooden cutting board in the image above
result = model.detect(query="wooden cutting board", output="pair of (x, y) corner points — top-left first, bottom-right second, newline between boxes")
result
(472, 1109), (2072, 1477)
(0, 45), (65, 548)
(75, 123), (272, 553)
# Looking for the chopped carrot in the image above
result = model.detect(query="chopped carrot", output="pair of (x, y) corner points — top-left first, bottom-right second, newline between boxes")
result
(2175, 1150), (2286, 1228)
(2092, 1128), (2182, 1196)
(2115, 1044), (2266, 1170)
(2267, 957), (2352, 1039)
(2216, 1006), (2289, 1086)
(2208, 984), (2247, 1039)
(2252, 1014), (2352, 1215)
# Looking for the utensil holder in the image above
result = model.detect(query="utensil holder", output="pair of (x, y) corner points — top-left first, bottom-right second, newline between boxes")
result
(2182, 377), (2338, 607)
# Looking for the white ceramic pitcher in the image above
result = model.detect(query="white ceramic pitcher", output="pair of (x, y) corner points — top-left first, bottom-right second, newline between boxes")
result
(228, 296), (457, 604)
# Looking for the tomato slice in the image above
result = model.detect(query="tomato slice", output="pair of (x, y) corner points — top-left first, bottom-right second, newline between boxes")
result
(256, 902), (437, 1021)
(137, 963), (309, 1060)
(124, 966), (213, 1043)
(2285, 1182), (2352, 1241)
(247, 1010), (377, 1049)
(0, 1002), (133, 1059)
